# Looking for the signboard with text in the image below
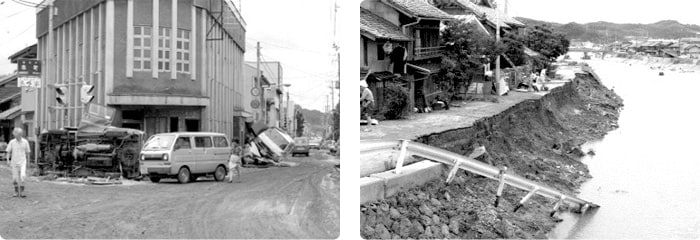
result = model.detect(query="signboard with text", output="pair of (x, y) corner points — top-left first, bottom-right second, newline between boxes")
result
(17, 59), (41, 76)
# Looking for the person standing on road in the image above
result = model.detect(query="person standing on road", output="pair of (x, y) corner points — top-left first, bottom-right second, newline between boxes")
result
(228, 140), (243, 183)
(360, 81), (374, 125)
(6, 128), (31, 198)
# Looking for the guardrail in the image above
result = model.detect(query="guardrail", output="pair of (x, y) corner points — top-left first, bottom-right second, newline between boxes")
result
(361, 139), (599, 216)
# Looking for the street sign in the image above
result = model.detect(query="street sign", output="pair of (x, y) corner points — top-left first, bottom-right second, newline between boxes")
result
(17, 76), (41, 88)
(251, 87), (261, 96)
(250, 99), (260, 109)
(17, 59), (41, 76)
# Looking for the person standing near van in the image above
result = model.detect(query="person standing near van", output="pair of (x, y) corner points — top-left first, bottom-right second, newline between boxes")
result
(228, 140), (243, 183)
(6, 128), (31, 198)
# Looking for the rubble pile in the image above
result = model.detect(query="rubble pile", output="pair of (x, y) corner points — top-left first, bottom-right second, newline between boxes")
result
(361, 69), (623, 239)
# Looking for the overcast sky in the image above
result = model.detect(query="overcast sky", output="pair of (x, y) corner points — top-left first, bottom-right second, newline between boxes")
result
(241, 0), (340, 112)
(0, 0), (340, 112)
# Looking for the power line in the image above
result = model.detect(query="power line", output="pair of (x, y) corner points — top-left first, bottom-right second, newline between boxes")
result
(2, 7), (31, 19)
(247, 36), (331, 56)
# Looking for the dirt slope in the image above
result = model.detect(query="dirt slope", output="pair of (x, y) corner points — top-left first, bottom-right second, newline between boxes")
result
(361, 70), (623, 239)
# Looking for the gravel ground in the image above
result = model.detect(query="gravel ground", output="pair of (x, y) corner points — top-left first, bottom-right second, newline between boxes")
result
(0, 150), (339, 239)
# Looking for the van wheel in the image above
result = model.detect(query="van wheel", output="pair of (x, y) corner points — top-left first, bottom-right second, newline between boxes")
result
(177, 167), (191, 184)
(149, 177), (160, 183)
(214, 166), (226, 182)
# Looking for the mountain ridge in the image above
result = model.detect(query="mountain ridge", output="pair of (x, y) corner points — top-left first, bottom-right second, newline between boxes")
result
(515, 17), (700, 43)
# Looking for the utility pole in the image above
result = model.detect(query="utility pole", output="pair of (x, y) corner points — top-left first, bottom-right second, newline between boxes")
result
(495, 0), (501, 95)
(256, 42), (265, 126)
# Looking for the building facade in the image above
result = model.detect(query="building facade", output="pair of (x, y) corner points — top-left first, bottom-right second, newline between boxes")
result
(245, 61), (285, 128)
(0, 45), (38, 143)
(360, 0), (452, 111)
(35, 0), (246, 138)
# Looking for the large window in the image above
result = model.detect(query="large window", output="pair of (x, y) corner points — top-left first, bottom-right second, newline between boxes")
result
(158, 27), (171, 72)
(194, 136), (213, 148)
(133, 26), (152, 71)
(176, 29), (191, 74)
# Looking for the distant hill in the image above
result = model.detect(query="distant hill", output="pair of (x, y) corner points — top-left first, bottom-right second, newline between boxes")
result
(515, 17), (700, 43)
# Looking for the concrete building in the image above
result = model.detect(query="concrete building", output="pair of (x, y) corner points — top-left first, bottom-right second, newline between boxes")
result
(35, 0), (246, 138)
(245, 61), (285, 128)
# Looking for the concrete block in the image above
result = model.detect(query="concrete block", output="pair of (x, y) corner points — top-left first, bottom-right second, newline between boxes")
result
(371, 160), (445, 199)
(360, 176), (385, 204)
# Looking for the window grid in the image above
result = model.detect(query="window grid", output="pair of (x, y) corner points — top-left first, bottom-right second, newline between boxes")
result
(176, 29), (191, 74)
(158, 27), (171, 72)
(133, 26), (152, 71)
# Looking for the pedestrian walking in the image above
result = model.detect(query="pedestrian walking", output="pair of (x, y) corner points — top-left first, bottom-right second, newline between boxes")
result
(228, 140), (243, 183)
(6, 128), (31, 198)
(360, 81), (375, 124)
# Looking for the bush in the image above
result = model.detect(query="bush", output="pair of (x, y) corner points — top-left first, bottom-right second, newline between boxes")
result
(381, 84), (410, 120)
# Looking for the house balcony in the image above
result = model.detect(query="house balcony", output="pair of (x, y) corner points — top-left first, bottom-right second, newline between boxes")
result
(414, 46), (445, 60)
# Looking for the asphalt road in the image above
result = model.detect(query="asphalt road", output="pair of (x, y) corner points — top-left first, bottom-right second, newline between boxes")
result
(0, 150), (339, 239)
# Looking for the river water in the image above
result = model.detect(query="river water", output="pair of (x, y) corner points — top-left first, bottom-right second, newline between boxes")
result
(550, 56), (700, 239)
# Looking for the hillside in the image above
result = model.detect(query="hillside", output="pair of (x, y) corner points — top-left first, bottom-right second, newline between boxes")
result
(516, 17), (700, 43)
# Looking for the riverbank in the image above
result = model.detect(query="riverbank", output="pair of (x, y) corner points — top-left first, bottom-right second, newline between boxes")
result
(360, 67), (623, 239)
(612, 55), (700, 73)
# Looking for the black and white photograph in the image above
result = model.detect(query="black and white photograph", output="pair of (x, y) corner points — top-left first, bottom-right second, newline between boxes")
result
(0, 0), (340, 239)
(359, 0), (700, 239)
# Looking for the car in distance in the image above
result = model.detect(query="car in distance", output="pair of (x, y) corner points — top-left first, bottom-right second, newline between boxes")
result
(140, 132), (231, 183)
(292, 137), (310, 157)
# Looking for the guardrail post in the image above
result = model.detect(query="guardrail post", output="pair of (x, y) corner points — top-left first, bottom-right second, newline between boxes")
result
(494, 166), (508, 207)
(445, 159), (461, 183)
(513, 187), (539, 213)
(550, 196), (566, 217)
(578, 203), (590, 214)
(393, 140), (409, 174)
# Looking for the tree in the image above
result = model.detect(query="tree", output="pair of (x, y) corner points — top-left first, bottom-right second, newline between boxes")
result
(295, 110), (305, 137)
(436, 20), (507, 97)
(332, 102), (339, 141)
(523, 24), (570, 62)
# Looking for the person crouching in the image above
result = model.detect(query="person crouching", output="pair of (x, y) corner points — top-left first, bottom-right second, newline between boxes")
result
(6, 127), (31, 198)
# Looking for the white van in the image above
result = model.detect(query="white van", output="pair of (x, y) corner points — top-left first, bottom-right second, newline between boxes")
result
(139, 132), (231, 183)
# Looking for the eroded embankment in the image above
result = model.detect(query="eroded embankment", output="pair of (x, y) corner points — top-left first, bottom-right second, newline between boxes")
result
(360, 71), (623, 239)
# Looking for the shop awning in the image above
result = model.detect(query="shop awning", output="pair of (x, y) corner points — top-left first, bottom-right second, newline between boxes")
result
(0, 106), (21, 120)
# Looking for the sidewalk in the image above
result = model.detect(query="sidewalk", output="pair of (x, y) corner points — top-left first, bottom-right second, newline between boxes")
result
(361, 80), (570, 141)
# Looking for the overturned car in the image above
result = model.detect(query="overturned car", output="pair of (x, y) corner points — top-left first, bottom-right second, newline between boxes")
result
(38, 127), (144, 179)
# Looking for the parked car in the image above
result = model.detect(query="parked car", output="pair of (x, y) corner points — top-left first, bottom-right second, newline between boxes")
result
(140, 132), (231, 183)
(309, 139), (321, 150)
(292, 137), (310, 157)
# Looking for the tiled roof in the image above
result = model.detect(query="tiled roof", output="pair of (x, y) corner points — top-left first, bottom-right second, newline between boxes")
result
(384, 0), (453, 20)
(0, 86), (21, 104)
(361, 8), (412, 41)
(450, 0), (524, 28)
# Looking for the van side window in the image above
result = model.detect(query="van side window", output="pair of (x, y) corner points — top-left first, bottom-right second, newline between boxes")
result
(213, 136), (229, 148)
(194, 136), (213, 148)
(175, 137), (192, 149)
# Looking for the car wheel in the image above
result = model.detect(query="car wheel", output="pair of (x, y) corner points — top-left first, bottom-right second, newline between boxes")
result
(177, 167), (191, 184)
(149, 177), (160, 183)
(214, 165), (226, 182)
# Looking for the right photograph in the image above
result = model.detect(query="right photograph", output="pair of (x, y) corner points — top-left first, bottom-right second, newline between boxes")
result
(360, 0), (700, 239)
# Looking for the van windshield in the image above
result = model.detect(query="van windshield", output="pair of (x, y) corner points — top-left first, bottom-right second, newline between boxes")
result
(143, 135), (176, 151)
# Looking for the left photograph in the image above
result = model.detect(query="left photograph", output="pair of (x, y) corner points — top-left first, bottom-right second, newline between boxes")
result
(0, 0), (340, 239)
